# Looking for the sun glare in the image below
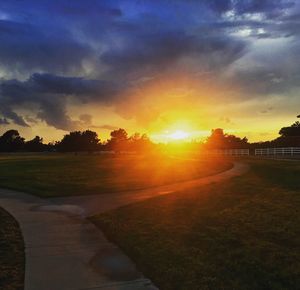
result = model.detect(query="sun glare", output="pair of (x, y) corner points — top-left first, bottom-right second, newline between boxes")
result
(169, 130), (189, 140)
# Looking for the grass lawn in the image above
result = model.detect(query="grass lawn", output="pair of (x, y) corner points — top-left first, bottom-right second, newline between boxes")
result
(0, 153), (232, 197)
(91, 159), (300, 290)
(0, 207), (25, 290)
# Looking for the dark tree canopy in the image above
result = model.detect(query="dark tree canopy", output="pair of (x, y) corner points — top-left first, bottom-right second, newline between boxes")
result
(110, 128), (128, 141)
(205, 128), (248, 149)
(106, 128), (129, 151)
(128, 133), (153, 152)
(0, 128), (154, 153)
(105, 129), (153, 152)
(25, 136), (45, 152)
(57, 130), (100, 152)
(279, 121), (300, 137)
(0, 130), (25, 152)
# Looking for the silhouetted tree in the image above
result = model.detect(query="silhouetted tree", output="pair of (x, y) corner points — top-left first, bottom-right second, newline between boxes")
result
(110, 128), (128, 141)
(0, 130), (25, 152)
(128, 133), (153, 152)
(106, 128), (129, 152)
(81, 130), (100, 152)
(57, 130), (100, 152)
(205, 128), (248, 149)
(46, 142), (56, 152)
(279, 121), (300, 137)
(206, 128), (225, 148)
(292, 121), (300, 127)
(57, 131), (81, 152)
(253, 116), (300, 148)
(24, 136), (46, 152)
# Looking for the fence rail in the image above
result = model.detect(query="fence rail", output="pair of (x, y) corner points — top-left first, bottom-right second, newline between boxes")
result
(208, 149), (250, 156)
(255, 147), (300, 155)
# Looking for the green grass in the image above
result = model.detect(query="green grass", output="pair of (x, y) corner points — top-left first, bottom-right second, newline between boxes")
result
(91, 159), (300, 290)
(0, 153), (232, 197)
(0, 207), (25, 290)
(250, 159), (300, 190)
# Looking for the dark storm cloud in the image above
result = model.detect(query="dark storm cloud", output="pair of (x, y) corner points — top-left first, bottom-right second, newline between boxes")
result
(233, 66), (300, 96)
(0, 105), (29, 127)
(101, 29), (247, 78)
(233, 0), (294, 16)
(0, 0), (299, 130)
(26, 73), (123, 99)
(0, 73), (124, 130)
(1, 0), (248, 77)
(0, 74), (123, 102)
(0, 19), (93, 75)
(53, 2), (122, 17)
(202, 0), (232, 14)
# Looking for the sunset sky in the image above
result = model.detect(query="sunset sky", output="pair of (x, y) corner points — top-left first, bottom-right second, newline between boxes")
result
(0, 0), (299, 143)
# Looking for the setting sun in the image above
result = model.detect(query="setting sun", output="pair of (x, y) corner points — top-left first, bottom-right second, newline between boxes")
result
(169, 130), (189, 140)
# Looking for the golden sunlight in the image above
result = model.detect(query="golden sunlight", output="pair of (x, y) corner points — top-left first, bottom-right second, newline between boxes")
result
(169, 130), (190, 140)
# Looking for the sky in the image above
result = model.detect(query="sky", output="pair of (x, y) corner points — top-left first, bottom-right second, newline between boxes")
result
(0, 0), (299, 143)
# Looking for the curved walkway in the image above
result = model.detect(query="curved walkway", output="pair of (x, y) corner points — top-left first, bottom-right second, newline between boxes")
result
(50, 162), (249, 217)
(0, 162), (248, 290)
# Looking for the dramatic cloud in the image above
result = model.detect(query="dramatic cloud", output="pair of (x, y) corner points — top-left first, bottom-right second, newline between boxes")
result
(234, 0), (294, 16)
(0, 73), (123, 130)
(0, 0), (299, 138)
(101, 30), (246, 79)
(0, 20), (93, 77)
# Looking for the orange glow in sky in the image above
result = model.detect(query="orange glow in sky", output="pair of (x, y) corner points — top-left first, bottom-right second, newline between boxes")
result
(1, 1), (299, 145)
(2, 72), (297, 144)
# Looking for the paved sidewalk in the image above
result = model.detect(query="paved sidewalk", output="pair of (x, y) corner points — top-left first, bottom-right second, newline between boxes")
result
(0, 162), (248, 290)
(0, 189), (157, 290)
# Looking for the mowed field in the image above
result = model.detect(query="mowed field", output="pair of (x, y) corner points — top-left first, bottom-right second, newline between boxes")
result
(0, 153), (232, 197)
(91, 159), (300, 290)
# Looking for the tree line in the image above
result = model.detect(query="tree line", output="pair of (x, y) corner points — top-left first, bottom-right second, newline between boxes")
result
(251, 118), (300, 149)
(0, 128), (154, 152)
(0, 116), (299, 152)
(204, 117), (300, 150)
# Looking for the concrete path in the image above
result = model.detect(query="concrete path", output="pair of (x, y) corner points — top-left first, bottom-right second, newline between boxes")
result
(0, 161), (248, 290)
(50, 162), (249, 217)
(0, 189), (157, 290)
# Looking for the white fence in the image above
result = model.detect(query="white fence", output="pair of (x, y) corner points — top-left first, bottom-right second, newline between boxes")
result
(255, 147), (300, 156)
(209, 149), (250, 156)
